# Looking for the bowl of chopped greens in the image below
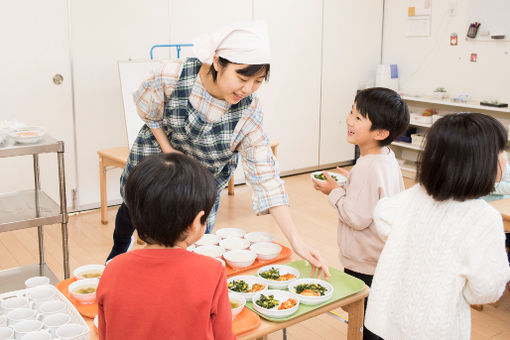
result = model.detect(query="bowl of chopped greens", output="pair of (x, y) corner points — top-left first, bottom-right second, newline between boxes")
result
(287, 278), (334, 305)
(310, 171), (347, 185)
(227, 275), (268, 299)
(252, 290), (300, 318)
(229, 293), (246, 320)
(257, 264), (300, 289)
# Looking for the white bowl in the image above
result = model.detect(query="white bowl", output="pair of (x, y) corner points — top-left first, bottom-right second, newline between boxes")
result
(195, 233), (221, 246)
(9, 127), (45, 144)
(257, 264), (300, 289)
(227, 275), (268, 299)
(287, 278), (334, 305)
(229, 293), (246, 320)
(244, 232), (275, 244)
(68, 279), (99, 305)
(220, 237), (250, 251)
(223, 249), (257, 268)
(193, 245), (225, 258)
(250, 242), (282, 261)
(252, 290), (300, 318)
(73, 264), (105, 280)
(186, 244), (196, 252)
(214, 257), (226, 267)
(215, 227), (246, 239)
(310, 171), (347, 184)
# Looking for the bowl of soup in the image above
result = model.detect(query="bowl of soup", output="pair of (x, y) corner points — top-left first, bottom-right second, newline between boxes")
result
(73, 264), (105, 280)
(228, 293), (246, 320)
(68, 279), (99, 304)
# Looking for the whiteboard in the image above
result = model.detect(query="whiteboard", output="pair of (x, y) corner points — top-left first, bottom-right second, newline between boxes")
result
(468, 0), (510, 36)
(117, 60), (158, 148)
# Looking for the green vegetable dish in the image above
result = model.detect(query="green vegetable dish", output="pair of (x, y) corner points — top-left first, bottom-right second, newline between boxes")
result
(260, 267), (280, 280)
(295, 283), (327, 296)
(228, 280), (248, 293)
(256, 294), (279, 309)
(313, 173), (338, 181)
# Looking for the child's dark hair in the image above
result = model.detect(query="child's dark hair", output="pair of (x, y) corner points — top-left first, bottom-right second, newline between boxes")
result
(354, 87), (410, 146)
(124, 153), (217, 247)
(209, 56), (270, 82)
(417, 112), (507, 201)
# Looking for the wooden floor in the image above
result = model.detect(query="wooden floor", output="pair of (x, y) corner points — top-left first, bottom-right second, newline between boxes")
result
(1, 171), (509, 339)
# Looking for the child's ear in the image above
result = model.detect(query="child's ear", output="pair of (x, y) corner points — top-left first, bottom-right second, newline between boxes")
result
(189, 211), (206, 233)
(373, 129), (390, 141)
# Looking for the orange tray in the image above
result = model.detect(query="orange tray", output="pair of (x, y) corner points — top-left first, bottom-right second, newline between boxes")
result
(233, 307), (260, 335)
(226, 242), (292, 277)
(56, 278), (98, 319)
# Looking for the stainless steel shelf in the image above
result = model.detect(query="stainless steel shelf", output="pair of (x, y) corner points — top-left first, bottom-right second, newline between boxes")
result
(0, 135), (63, 158)
(0, 190), (63, 232)
(0, 264), (59, 293)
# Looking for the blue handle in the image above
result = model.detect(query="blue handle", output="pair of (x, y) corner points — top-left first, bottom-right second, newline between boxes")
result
(149, 44), (194, 60)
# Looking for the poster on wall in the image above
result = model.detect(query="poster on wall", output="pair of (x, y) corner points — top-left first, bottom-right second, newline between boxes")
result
(407, 0), (431, 37)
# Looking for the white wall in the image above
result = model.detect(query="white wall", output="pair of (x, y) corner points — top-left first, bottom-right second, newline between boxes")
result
(382, 0), (510, 102)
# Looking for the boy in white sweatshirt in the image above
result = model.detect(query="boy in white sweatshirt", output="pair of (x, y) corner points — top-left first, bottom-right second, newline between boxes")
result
(312, 87), (409, 340)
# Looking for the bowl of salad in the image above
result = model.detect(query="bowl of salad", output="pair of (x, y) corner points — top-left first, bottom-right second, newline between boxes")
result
(287, 278), (334, 305)
(310, 171), (347, 185)
(257, 264), (300, 289)
(252, 290), (300, 318)
(227, 275), (268, 299)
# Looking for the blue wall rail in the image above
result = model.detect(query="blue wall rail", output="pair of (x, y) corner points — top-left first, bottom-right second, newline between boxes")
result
(149, 44), (193, 60)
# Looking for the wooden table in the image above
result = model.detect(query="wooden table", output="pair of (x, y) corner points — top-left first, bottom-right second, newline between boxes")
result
(238, 287), (369, 340)
(489, 198), (510, 232)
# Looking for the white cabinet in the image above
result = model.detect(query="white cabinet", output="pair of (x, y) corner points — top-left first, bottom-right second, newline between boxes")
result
(391, 96), (510, 177)
(320, 0), (383, 166)
(0, 0), (76, 206)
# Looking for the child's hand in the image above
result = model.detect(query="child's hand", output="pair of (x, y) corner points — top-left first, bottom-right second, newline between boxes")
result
(312, 171), (340, 195)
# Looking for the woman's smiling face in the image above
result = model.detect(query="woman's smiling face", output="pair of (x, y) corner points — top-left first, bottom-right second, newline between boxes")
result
(213, 60), (266, 104)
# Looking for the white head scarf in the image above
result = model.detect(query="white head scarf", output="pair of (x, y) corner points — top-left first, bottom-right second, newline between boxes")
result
(192, 21), (271, 65)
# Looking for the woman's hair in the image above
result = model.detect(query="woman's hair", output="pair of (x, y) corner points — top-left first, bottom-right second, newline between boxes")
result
(417, 112), (507, 201)
(209, 56), (270, 82)
(124, 153), (217, 247)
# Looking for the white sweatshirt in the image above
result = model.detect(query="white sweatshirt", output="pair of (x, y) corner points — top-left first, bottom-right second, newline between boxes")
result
(365, 185), (510, 340)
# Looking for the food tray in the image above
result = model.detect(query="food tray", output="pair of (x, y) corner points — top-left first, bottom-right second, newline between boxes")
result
(226, 243), (291, 277)
(233, 307), (261, 335)
(245, 260), (365, 322)
(56, 278), (97, 319)
(0, 285), (89, 339)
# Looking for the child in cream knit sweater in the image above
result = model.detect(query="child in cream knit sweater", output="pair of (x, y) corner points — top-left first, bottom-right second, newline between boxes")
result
(365, 113), (510, 339)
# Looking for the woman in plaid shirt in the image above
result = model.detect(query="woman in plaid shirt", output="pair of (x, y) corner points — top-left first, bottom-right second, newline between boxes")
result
(107, 22), (329, 278)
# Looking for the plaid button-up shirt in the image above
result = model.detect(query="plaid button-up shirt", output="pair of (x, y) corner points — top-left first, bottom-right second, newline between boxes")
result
(131, 58), (288, 216)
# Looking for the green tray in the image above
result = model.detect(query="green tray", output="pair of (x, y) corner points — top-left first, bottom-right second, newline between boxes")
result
(245, 260), (366, 322)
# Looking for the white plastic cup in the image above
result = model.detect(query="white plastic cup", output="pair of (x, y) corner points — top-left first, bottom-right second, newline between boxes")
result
(6, 309), (37, 326)
(13, 320), (43, 340)
(37, 300), (66, 315)
(20, 330), (51, 340)
(54, 323), (87, 339)
(24, 277), (50, 289)
(27, 286), (55, 309)
(1, 298), (31, 313)
(40, 313), (70, 337)
(0, 326), (14, 340)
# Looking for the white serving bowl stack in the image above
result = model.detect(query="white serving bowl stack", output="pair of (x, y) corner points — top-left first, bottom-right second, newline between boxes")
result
(252, 290), (300, 318)
(223, 249), (257, 268)
(249, 242), (282, 261)
(287, 278), (334, 305)
(257, 264), (300, 289)
(227, 275), (268, 299)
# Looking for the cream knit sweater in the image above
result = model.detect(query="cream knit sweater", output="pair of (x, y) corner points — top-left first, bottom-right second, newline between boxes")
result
(365, 185), (510, 340)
